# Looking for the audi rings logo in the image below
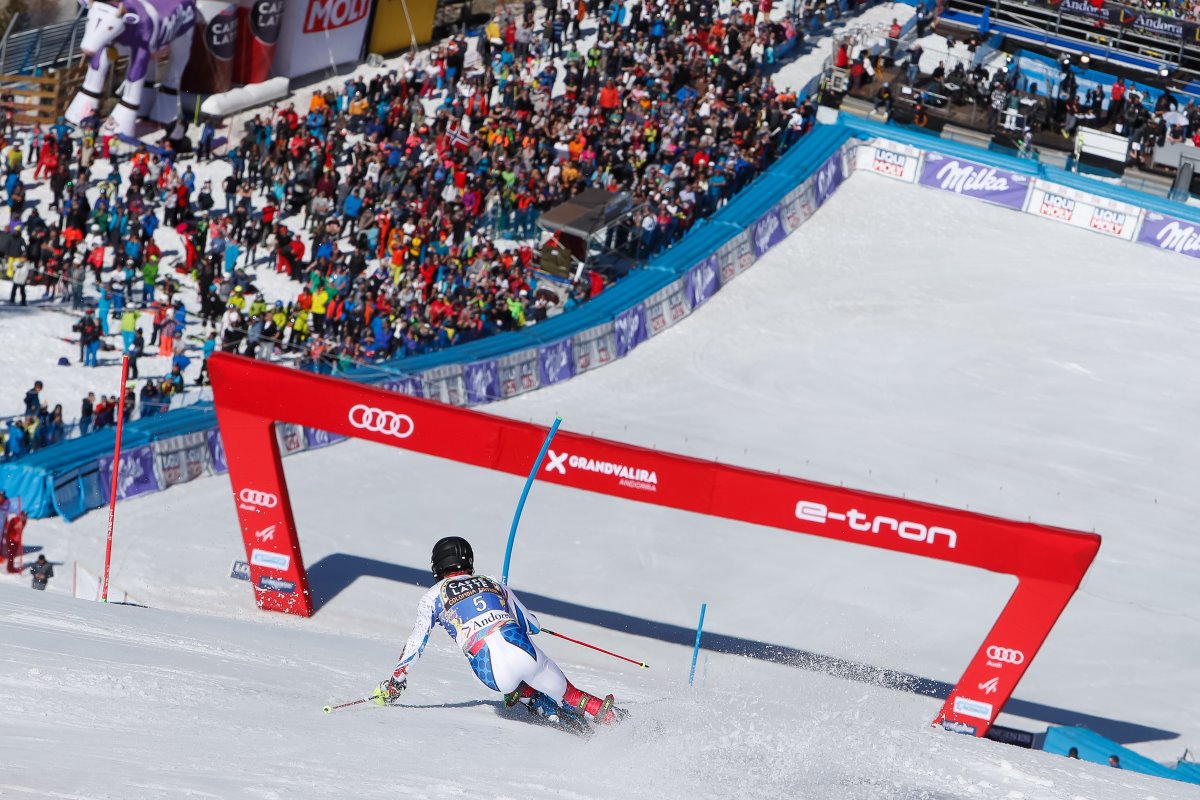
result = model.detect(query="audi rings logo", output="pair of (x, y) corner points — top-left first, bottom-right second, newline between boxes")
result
(238, 488), (278, 508)
(985, 646), (1025, 666)
(348, 404), (415, 439)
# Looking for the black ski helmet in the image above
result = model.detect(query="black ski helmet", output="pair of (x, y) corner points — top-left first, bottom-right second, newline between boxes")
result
(431, 536), (474, 579)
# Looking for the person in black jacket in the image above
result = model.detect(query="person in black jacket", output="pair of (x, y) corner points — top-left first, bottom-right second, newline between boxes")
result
(31, 555), (54, 591)
(23, 381), (42, 416)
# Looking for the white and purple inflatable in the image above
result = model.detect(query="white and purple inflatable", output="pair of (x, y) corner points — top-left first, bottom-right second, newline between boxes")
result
(64, 0), (197, 138)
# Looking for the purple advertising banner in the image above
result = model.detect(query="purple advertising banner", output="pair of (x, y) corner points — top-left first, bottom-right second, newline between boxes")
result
(919, 154), (1029, 209)
(613, 304), (647, 357)
(1136, 212), (1200, 259)
(751, 207), (786, 259)
(464, 360), (500, 405)
(685, 255), (720, 309)
(814, 152), (846, 208)
(97, 445), (162, 501)
(382, 376), (423, 397)
(304, 427), (347, 449)
(207, 427), (227, 474)
(538, 339), (576, 385)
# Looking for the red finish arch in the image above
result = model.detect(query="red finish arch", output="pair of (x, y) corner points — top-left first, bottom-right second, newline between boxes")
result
(208, 353), (1100, 737)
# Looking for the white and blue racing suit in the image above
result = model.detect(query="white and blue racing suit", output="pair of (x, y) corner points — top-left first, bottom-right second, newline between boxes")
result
(391, 573), (569, 700)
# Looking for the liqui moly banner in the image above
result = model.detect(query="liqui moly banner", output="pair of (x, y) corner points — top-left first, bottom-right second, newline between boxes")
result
(685, 255), (721, 310)
(574, 322), (616, 373)
(272, 0), (370, 78)
(97, 445), (162, 501)
(779, 182), (816, 235)
(751, 208), (786, 259)
(1136, 211), (1200, 259)
(154, 432), (209, 488)
(497, 350), (540, 399)
(813, 151), (846, 208)
(645, 278), (692, 336)
(919, 154), (1030, 209)
(716, 229), (755, 283)
(420, 364), (465, 405)
(613, 304), (648, 357)
(207, 427), (228, 474)
(1025, 179), (1141, 241)
(857, 140), (921, 183)
(463, 360), (501, 405)
(538, 339), (576, 385)
(303, 427), (346, 449)
(275, 423), (306, 456)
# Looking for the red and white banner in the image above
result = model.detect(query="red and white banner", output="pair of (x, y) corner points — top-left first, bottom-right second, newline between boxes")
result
(270, 0), (370, 79)
(1024, 179), (1142, 241)
(209, 354), (1100, 738)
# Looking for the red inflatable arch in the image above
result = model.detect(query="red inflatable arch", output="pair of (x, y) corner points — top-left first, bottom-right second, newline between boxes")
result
(208, 353), (1100, 737)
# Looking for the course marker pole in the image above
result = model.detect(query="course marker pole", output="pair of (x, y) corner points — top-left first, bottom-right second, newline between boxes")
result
(689, 603), (707, 686)
(502, 416), (562, 585)
(101, 355), (130, 603)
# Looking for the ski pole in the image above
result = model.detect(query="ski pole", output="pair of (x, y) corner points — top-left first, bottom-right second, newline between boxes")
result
(322, 697), (374, 714)
(541, 628), (649, 669)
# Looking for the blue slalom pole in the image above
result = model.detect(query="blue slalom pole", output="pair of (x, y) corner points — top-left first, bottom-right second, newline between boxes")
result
(502, 416), (563, 585)
(689, 603), (707, 686)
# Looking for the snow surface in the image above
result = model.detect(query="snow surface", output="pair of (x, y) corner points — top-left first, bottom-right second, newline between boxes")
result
(3, 171), (1199, 798)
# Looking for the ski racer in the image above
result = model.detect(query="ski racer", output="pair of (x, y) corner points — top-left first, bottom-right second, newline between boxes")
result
(373, 537), (626, 726)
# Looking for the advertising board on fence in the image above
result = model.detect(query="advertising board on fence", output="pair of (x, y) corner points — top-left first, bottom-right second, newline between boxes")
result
(497, 349), (540, 399)
(463, 360), (501, 405)
(155, 432), (209, 488)
(751, 208), (786, 259)
(97, 445), (161, 501)
(685, 255), (721, 310)
(856, 140), (922, 183)
(919, 153), (1030, 209)
(645, 278), (692, 336)
(538, 338), (576, 385)
(778, 181), (816, 235)
(274, 423), (307, 456)
(303, 427), (346, 449)
(1024, 179), (1141, 241)
(716, 229), (755, 283)
(814, 150), (847, 209)
(207, 427), (227, 474)
(420, 364), (465, 405)
(613, 304), (647, 358)
(573, 321), (616, 373)
(1136, 211), (1200, 258)
(380, 376), (423, 397)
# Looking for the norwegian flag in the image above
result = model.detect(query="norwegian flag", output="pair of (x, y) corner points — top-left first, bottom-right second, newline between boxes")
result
(447, 123), (472, 151)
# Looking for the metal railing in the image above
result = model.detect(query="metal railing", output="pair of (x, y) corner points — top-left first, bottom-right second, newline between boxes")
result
(0, 11), (85, 76)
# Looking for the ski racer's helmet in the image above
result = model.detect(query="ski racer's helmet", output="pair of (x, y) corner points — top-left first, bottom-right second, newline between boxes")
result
(431, 536), (473, 579)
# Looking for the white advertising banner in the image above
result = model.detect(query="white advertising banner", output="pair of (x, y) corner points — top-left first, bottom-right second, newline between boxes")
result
(1024, 179), (1142, 241)
(856, 139), (922, 183)
(271, 0), (370, 79)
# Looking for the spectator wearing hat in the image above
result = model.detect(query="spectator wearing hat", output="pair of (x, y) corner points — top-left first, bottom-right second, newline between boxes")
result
(31, 554), (53, 591)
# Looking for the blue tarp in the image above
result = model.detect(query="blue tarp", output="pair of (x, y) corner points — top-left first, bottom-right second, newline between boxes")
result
(1042, 726), (1200, 784)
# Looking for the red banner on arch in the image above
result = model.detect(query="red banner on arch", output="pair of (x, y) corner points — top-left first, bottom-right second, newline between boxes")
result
(208, 353), (1100, 737)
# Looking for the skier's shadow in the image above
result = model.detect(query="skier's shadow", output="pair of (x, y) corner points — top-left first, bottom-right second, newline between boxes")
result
(305, 552), (1178, 746)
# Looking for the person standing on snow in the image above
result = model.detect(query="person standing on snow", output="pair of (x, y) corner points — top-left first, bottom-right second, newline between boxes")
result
(373, 537), (626, 726)
(31, 554), (54, 591)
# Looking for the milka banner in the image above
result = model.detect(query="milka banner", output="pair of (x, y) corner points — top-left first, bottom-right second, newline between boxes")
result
(97, 445), (162, 501)
(919, 154), (1030, 209)
(613, 304), (647, 357)
(207, 427), (228, 474)
(538, 338), (576, 385)
(303, 427), (347, 450)
(381, 376), (424, 397)
(751, 208), (787, 259)
(813, 151), (846, 208)
(1032, 0), (1197, 44)
(463, 360), (501, 405)
(685, 255), (721, 310)
(1137, 211), (1200, 259)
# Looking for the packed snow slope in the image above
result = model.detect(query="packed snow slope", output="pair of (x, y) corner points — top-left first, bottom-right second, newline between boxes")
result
(4, 173), (1199, 798)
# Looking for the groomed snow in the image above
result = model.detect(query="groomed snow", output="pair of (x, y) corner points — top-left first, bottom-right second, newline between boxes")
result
(3, 162), (1198, 799)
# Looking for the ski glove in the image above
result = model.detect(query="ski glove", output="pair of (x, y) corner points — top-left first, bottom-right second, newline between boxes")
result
(373, 677), (407, 706)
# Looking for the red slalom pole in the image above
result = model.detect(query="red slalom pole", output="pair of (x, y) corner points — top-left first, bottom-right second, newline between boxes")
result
(101, 355), (130, 603)
(542, 628), (649, 669)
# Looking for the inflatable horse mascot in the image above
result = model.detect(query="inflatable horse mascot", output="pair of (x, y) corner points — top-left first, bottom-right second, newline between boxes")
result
(64, 0), (197, 139)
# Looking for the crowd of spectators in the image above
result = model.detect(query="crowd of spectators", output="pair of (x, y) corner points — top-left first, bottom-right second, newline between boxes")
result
(2, 0), (823, 455)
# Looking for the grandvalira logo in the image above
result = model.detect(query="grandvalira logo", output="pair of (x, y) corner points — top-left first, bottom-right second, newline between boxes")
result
(544, 449), (658, 492)
(348, 404), (414, 439)
(238, 488), (278, 511)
